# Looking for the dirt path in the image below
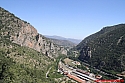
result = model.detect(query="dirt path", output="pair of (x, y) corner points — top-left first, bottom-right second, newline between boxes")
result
(46, 67), (52, 78)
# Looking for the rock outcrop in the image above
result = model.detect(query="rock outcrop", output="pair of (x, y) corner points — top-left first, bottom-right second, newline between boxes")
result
(78, 46), (91, 62)
(0, 7), (67, 57)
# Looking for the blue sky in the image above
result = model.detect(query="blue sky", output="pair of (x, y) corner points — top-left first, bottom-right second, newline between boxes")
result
(0, 0), (125, 39)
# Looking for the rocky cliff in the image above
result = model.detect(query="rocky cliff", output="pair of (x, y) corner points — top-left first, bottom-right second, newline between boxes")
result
(0, 7), (67, 58)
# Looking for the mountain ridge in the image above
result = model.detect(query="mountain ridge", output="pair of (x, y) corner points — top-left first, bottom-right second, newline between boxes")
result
(44, 35), (81, 44)
(48, 38), (76, 47)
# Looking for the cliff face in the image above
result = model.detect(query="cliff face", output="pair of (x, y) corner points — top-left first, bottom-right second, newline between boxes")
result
(0, 7), (67, 57)
(78, 46), (91, 62)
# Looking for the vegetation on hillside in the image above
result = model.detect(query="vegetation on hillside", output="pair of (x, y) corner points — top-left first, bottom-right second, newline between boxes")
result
(76, 24), (125, 73)
(0, 7), (69, 83)
(0, 32), (71, 83)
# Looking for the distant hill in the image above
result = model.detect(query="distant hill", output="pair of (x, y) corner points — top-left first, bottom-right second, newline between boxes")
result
(44, 35), (81, 44)
(48, 38), (76, 48)
(76, 24), (125, 73)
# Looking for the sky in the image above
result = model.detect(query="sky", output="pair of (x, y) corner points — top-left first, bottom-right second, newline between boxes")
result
(0, 0), (125, 39)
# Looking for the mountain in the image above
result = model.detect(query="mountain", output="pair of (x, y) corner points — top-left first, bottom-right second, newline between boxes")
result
(0, 7), (68, 82)
(76, 24), (125, 73)
(49, 38), (76, 47)
(0, 7), (67, 58)
(44, 35), (81, 44)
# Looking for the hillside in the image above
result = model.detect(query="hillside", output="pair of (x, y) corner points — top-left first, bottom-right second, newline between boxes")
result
(45, 35), (81, 44)
(0, 7), (67, 58)
(0, 38), (59, 83)
(76, 24), (125, 73)
(0, 7), (68, 83)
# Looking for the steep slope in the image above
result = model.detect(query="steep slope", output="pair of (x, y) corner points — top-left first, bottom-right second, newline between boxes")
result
(77, 24), (125, 50)
(0, 7), (67, 58)
(0, 7), (69, 83)
(76, 24), (125, 73)
(0, 38), (59, 83)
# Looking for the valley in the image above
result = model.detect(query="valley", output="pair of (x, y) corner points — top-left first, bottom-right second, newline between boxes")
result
(57, 57), (124, 83)
(0, 6), (125, 83)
